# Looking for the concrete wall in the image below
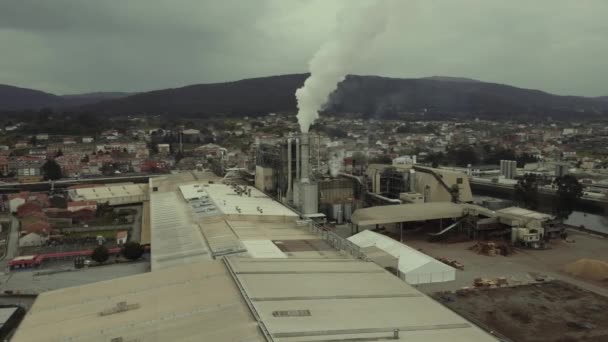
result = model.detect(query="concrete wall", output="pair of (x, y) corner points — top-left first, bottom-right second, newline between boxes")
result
(255, 166), (274, 193)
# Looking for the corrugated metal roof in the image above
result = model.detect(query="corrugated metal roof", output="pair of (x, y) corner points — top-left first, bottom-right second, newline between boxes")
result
(150, 191), (211, 271)
(351, 202), (464, 226)
(225, 257), (497, 342)
(12, 261), (264, 342)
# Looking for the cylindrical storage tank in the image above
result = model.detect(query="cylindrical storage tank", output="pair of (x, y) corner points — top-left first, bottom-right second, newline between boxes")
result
(300, 182), (318, 215)
(409, 169), (416, 191)
(343, 203), (353, 222)
(332, 203), (343, 225)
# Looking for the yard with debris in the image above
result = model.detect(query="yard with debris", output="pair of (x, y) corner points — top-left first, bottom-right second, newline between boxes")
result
(435, 281), (608, 342)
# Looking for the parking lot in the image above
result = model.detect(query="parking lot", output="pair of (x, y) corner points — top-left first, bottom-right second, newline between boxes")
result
(0, 259), (150, 294)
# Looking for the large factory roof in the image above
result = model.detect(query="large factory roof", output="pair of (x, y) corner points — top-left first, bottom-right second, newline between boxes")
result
(14, 258), (497, 342)
(225, 257), (497, 341)
(11, 261), (264, 342)
(150, 173), (329, 268)
(179, 183), (299, 217)
(352, 202), (465, 226)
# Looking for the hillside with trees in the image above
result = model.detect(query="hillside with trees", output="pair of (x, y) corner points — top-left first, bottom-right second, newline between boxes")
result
(3, 74), (608, 120)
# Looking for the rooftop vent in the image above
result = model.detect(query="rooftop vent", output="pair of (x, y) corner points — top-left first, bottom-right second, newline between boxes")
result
(272, 309), (311, 317)
(99, 301), (140, 316)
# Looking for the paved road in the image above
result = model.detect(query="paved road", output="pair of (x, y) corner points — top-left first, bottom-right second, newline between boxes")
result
(121, 205), (143, 243)
(0, 216), (20, 271)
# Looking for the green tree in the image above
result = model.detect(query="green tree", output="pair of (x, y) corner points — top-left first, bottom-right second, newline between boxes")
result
(96, 202), (112, 217)
(447, 146), (479, 167)
(100, 163), (115, 176)
(553, 175), (583, 220)
(516, 153), (537, 167)
(326, 127), (348, 138)
(427, 152), (445, 168)
(514, 173), (539, 209)
(121, 242), (145, 261)
(352, 152), (367, 174)
(369, 155), (392, 164)
(41, 159), (63, 180)
(174, 151), (184, 164)
(91, 245), (109, 263)
(450, 184), (460, 203)
(483, 147), (516, 165)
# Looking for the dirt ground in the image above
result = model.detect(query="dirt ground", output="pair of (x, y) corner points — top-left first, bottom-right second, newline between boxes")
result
(403, 229), (608, 297)
(436, 281), (608, 342)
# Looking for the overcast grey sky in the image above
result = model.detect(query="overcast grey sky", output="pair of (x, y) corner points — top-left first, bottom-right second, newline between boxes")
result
(0, 0), (606, 96)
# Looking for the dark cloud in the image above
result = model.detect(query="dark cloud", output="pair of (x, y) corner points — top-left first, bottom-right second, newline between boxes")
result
(0, 0), (606, 96)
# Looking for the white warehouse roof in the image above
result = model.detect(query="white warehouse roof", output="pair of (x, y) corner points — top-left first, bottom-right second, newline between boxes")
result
(70, 183), (148, 203)
(348, 230), (455, 285)
(179, 183), (299, 218)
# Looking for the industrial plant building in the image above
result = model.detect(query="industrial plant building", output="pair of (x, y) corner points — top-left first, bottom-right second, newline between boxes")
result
(13, 171), (499, 342)
(255, 133), (329, 216)
(366, 164), (473, 203)
(351, 202), (557, 247)
(254, 135), (475, 224)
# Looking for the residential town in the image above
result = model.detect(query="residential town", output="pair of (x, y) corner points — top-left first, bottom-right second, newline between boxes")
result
(2, 114), (608, 188)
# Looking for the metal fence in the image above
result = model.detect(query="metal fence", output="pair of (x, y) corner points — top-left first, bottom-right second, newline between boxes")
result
(301, 221), (367, 260)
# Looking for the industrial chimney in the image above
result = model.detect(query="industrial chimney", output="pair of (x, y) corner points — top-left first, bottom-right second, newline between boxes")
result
(300, 133), (310, 183)
(293, 132), (318, 215)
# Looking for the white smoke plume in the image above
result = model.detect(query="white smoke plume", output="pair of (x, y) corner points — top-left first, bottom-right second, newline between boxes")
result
(329, 151), (344, 177)
(296, 0), (391, 133)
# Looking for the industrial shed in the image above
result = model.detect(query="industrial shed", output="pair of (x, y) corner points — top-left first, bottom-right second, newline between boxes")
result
(351, 202), (464, 226)
(348, 230), (455, 285)
(68, 183), (148, 205)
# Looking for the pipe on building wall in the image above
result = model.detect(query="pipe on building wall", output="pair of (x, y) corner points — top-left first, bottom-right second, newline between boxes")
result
(296, 137), (300, 182)
(367, 192), (402, 204)
(338, 172), (364, 186)
(287, 137), (293, 200)
(409, 169), (416, 191)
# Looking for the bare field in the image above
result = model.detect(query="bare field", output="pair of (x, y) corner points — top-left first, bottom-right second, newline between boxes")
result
(436, 281), (608, 342)
(404, 230), (608, 297)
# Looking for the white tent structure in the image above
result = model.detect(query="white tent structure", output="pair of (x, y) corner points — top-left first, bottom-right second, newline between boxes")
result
(348, 230), (455, 285)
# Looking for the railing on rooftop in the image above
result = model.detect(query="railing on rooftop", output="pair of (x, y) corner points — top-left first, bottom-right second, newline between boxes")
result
(257, 186), (367, 261)
(302, 221), (367, 260)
